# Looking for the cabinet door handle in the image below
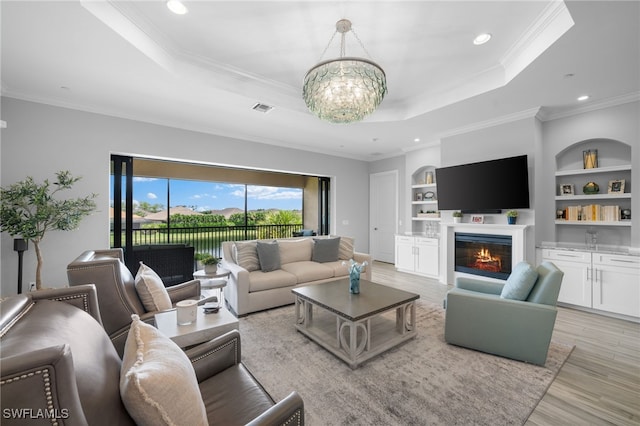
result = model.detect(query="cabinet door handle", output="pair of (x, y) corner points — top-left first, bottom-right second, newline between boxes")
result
(586, 267), (590, 281)
(609, 258), (636, 264)
(594, 268), (598, 283)
(557, 253), (580, 258)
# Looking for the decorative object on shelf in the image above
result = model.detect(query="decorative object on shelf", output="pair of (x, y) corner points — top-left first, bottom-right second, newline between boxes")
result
(583, 149), (598, 169)
(415, 192), (423, 201)
(471, 215), (485, 224)
(506, 210), (518, 224)
(556, 209), (565, 219)
(203, 256), (221, 274)
(344, 259), (368, 294)
(582, 181), (600, 194)
(621, 209), (631, 220)
(418, 211), (440, 218)
(452, 211), (463, 223)
(424, 191), (436, 200)
(425, 171), (434, 184)
(302, 19), (387, 124)
(585, 229), (598, 249)
(560, 183), (574, 195)
(0, 170), (97, 290)
(608, 179), (625, 193)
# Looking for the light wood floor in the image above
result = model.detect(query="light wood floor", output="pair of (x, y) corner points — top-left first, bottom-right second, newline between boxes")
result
(370, 261), (640, 426)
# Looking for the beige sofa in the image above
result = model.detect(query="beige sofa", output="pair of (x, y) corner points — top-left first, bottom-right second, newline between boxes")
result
(221, 236), (371, 316)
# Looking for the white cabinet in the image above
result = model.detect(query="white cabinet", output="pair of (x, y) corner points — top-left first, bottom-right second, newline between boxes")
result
(542, 249), (592, 307)
(592, 253), (640, 318)
(395, 235), (439, 278)
(542, 248), (640, 318)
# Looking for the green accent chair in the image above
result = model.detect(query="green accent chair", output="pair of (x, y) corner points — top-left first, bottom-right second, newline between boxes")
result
(444, 261), (564, 366)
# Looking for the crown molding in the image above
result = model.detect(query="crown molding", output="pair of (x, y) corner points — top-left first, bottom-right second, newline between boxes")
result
(538, 92), (640, 121)
(439, 107), (542, 139)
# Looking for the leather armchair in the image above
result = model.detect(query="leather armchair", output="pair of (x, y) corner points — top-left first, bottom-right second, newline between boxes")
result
(67, 248), (201, 356)
(0, 285), (304, 426)
(444, 261), (564, 366)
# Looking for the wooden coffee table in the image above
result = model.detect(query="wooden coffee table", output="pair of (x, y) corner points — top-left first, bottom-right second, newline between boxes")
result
(292, 278), (419, 369)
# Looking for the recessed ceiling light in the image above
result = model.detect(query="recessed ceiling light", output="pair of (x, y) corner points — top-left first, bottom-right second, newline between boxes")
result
(414, 138), (420, 143)
(473, 33), (492, 45)
(577, 95), (590, 101)
(167, 0), (188, 15)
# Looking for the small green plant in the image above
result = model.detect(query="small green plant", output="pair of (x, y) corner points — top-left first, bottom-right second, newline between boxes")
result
(452, 211), (463, 218)
(506, 210), (519, 218)
(202, 256), (221, 266)
(194, 252), (211, 263)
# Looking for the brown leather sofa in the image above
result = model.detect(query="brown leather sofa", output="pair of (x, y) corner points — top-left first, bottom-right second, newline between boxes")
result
(0, 285), (304, 425)
(67, 248), (202, 356)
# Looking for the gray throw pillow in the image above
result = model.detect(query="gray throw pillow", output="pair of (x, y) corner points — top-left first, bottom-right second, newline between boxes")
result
(256, 241), (281, 272)
(312, 237), (341, 263)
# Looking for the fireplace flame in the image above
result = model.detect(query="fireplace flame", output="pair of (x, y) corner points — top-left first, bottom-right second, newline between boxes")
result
(473, 247), (502, 272)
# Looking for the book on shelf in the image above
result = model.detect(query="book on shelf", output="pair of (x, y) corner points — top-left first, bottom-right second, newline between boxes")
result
(563, 204), (620, 222)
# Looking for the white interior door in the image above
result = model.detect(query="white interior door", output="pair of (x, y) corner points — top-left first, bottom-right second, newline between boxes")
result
(370, 171), (398, 263)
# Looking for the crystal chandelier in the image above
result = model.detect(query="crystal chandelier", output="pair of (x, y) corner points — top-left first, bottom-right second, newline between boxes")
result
(303, 19), (387, 124)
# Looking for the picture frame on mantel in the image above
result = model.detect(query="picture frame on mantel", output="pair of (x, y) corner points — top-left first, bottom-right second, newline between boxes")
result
(560, 183), (574, 195)
(471, 215), (484, 224)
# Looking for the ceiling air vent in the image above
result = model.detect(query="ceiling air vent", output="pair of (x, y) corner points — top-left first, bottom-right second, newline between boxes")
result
(252, 103), (274, 114)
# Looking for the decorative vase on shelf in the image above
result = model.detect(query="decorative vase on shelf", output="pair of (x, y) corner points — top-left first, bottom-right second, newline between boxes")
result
(583, 181), (600, 194)
(344, 259), (368, 294)
(507, 216), (517, 225)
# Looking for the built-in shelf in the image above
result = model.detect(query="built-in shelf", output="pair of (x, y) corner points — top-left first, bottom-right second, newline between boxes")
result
(412, 200), (439, 205)
(554, 220), (632, 226)
(412, 217), (441, 221)
(555, 164), (632, 177)
(411, 183), (437, 189)
(555, 193), (631, 201)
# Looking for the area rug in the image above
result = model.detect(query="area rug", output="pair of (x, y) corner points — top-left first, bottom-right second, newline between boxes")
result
(239, 300), (574, 426)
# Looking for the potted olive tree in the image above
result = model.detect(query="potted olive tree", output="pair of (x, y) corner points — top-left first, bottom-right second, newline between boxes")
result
(0, 171), (97, 290)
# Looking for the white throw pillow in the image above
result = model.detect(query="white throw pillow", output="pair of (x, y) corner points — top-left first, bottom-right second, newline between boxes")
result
(134, 262), (172, 312)
(233, 241), (260, 271)
(120, 315), (209, 426)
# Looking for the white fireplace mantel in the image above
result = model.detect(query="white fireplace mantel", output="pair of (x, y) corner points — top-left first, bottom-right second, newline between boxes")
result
(440, 223), (534, 284)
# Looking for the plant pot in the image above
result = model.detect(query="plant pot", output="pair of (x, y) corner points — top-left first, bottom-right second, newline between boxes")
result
(204, 264), (218, 274)
(453, 217), (461, 223)
(507, 216), (517, 225)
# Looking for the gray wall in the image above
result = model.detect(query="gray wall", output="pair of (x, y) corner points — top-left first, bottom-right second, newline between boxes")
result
(0, 98), (370, 296)
(367, 102), (639, 254)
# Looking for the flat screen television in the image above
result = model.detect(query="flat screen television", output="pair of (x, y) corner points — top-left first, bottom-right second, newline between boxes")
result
(435, 155), (530, 212)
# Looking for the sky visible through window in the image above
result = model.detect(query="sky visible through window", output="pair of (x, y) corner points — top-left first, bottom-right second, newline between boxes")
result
(110, 177), (302, 212)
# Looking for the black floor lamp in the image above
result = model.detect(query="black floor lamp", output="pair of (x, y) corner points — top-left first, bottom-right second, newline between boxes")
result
(14, 238), (28, 294)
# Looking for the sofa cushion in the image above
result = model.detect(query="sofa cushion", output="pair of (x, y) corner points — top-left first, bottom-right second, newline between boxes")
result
(336, 236), (355, 260)
(134, 262), (172, 312)
(281, 261), (334, 283)
(256, 241), (281, 272)
(278, 238), (313, 265)
(312, 237), (341, 263)
(120, 315), (208, 426)
(501, 261), (539, 301)
(322, 260), (350, 278)
(248, 269), (298, 292)
(233, 241), (260, 272)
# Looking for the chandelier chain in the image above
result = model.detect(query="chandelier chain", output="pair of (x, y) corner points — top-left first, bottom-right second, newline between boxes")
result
(349, 27), (374, 60)
(317, 30), (339, 63)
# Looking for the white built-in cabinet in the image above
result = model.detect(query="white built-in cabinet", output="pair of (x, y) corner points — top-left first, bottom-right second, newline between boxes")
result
(395, 235), (439, 278)
(541, 248), (640, 318)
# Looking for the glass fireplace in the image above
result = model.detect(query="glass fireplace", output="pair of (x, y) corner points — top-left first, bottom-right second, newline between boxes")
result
(455, 232), (513, 280)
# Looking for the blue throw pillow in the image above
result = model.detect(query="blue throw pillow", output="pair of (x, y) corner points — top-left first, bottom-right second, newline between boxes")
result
(500, 261), (539, 300)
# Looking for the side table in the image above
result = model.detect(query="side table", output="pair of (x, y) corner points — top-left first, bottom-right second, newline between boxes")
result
(193, 268), (231, 304)
(155, 306), (239, 348)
